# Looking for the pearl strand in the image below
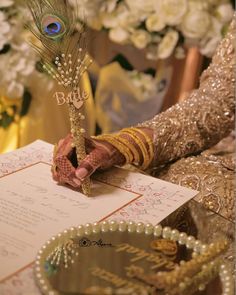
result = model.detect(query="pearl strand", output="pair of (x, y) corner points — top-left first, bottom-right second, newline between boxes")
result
(220, 263), (234, 295)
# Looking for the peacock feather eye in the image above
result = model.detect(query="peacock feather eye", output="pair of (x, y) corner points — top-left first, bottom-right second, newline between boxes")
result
(41, 15), (66, 39)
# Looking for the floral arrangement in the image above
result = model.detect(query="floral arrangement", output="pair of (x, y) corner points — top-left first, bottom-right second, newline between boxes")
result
(0, 0), (40, 129)
(70, 0), (234, 60)
(0, 0), (234, 130)
(127, 70), (159, 101)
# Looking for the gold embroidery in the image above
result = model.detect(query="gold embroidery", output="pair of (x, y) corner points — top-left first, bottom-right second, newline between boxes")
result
(150, 239), (177, 257)
(89, 266), (153, 294)
(115, 243), (176, 270)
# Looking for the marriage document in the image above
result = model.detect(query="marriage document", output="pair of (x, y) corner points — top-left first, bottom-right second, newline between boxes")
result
(0, 141), (198, 290)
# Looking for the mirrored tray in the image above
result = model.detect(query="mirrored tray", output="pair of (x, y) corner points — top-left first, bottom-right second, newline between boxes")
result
(35, 221), (233, 295)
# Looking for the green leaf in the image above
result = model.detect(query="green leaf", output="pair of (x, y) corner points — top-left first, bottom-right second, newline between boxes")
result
(0, 112), (14, 129)
(0, 44), (11, 55)
(111, 54), (134, 71)
(20, 89), (32, 117)
(35, 61), (45, 73)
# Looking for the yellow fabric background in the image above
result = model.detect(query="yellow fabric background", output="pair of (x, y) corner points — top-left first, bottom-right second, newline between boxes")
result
(0, 73), (95, 154)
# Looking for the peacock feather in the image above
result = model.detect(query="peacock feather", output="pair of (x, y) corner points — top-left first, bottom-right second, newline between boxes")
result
(26, 0), (92, 91)
(26, 0), (92, 196)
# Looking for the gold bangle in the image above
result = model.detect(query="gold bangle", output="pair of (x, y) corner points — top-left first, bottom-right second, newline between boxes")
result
(131, 127), (154, 163)
(96, 134), (133, 165)
(121, 128), (151, 169)
(115, 134), (141, 165)
(103, 135), (133, 164)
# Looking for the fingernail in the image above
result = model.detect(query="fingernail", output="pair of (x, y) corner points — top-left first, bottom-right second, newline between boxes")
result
(76, 168), (88, 180)
(73, 178), (81, 186)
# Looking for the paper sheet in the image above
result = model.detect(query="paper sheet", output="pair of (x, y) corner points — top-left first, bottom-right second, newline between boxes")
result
(0, 162), (140, 281)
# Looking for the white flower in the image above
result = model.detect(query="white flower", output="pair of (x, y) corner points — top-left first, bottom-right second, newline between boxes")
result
(0, 2), (41, 99)
(102, 13), (119, 29)
(102, 4), (128, 29)
(0, 11), (11, 50)
(0, 0), (13, 8)
(128, 70), (158, 101)
(7, 81), (24, 98)
(200, 36), (221, 57)
(125, 0), (156, 14)
(146, 13), (165, 32)
(215, 4), (234, 24)
(199, 17), (223, 57)
(130, 30), (152, 50)
(109, 27), (130, 44)
(188, 0), (209, 11)
(180, 10), (211, 39)
(116, 3), (142, 27)
(119, 12), (141, 28)
(69, 0), (103, 29)
(102, 3), (140, 29)
(159, 0), (187, 25)
(0, 39), (37, 98)
(87, 17), (103, 30)
(100, 0), (118, 13)
(70, 0), (118, 29)
(157, 30), (179, 59)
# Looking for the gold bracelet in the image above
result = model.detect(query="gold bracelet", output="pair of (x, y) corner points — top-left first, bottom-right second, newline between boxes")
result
(123, 129), (150, 169)
(121, 128), (151, 169)
(103, 135), (133, 164)
(131, 127), (154, 163)
(96, 134), (133, 165)
(115, 134), (140, 165)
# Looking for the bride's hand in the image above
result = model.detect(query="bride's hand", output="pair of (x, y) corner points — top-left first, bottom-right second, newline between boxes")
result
(51, 133), (125, 188)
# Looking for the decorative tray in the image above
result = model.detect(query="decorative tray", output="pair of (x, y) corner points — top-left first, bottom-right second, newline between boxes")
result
(35, 221), (232, 295)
